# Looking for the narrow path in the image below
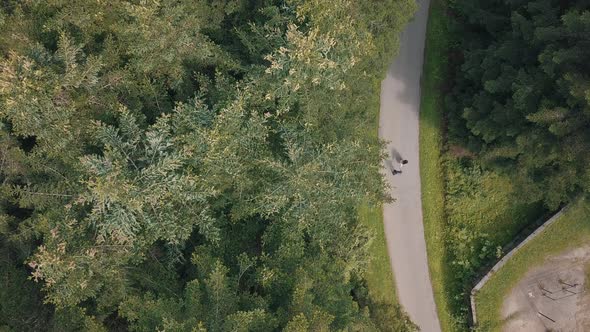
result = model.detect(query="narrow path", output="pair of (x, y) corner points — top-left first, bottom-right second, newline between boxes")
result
(378, 1), (441, 331)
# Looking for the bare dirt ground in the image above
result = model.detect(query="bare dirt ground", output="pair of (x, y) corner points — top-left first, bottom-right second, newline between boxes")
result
(502, 246), (590, 331)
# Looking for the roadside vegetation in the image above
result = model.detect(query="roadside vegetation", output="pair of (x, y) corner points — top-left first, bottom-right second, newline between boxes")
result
(0, 0), (418, 330)
(359, 204), (418, 331)
(419, 0), (454, 329)
(475, 198), (590, 331)
(420, 0), (565, 330)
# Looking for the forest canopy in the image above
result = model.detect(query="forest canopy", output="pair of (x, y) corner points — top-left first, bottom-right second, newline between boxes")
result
(0, 0), (417, 331)
(447, 0), (590, 209)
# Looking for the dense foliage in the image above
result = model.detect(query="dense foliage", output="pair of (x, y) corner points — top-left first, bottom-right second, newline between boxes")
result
(447, 0), (590, 209)
(436, 0), (590, 327)
(0, 0), (417, 330)
(440, 156), (545, 327)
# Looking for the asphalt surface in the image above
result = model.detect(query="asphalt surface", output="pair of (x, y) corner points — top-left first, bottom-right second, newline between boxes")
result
(378, 1), (441, 331)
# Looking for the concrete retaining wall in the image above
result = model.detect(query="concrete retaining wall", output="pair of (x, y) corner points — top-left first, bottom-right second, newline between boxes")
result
(469, 205), (569, 325)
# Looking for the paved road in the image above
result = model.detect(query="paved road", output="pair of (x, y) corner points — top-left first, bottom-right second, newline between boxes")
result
(378, 1), (441, 331)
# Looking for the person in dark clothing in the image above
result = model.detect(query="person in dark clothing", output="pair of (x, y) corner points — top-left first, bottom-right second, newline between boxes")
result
(400, 159), (408, 169)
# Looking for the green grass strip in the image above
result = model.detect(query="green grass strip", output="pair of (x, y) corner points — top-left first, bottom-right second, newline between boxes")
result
(359, 203), (398, 302)
(419, 0), (457, 331)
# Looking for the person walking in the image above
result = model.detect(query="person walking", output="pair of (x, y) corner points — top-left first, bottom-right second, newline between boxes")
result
(400, 159), (408, 170)
(390, 159), (408, 176)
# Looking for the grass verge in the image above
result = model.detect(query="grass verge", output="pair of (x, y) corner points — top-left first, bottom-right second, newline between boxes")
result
(475, 198), (590, 331)
(419, 1), (545, 330)
(359, 203), (397, 302)
(419, 0), (455, 330)
(359, 201), (417, 331)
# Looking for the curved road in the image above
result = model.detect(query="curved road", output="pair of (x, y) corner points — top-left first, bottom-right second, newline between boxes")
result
(379, 1), (441, 331)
